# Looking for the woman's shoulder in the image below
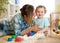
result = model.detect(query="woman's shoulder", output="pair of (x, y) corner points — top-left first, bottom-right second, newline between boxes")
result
(11, 13), (22, 21)
(15, 13), (21, 17)
(13, 13), (23, 19)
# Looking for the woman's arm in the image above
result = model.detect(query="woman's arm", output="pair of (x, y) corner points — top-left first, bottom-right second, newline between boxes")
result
(21, 26), (32, 35)
(11, 14), (23, 36)
(21, 25), (41, 35)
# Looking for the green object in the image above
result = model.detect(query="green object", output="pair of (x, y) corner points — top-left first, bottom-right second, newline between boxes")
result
(58, 25), (60, 29)
(11, 35), (16, 39)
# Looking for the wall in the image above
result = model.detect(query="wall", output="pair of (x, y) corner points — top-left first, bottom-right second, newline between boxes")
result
(55, 0), (60, 12)
(19, 0), (55, 18)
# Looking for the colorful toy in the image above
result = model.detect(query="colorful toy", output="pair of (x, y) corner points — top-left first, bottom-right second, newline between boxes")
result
(11, 35), (16, 39)
(57, 16), (60, 29)
(8, 38), (12, 42)
(15, 37), (22, 42)
(28, 31), (35, 36)
(26, 33), (45, 40)
(58, 25), (60, 29)
(4, 36), (11, 41)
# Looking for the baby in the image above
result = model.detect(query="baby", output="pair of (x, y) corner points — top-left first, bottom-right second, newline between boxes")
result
(33, 5), (50, 35)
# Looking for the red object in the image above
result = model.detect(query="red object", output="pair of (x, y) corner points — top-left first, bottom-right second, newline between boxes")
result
(15, 37), (22, 42)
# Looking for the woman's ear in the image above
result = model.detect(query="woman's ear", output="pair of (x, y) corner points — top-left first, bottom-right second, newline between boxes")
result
(23, 15), (27, 18)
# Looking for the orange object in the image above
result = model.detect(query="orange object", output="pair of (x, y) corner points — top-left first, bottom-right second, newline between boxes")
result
(4, 36), (11, 41)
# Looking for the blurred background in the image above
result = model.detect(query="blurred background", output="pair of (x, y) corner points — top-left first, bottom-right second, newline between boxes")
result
(0, 0), (60, 20)
(0, 0), (60, 36)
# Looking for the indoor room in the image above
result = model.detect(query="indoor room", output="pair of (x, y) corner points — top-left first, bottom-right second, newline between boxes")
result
(0, 0), (60, 43)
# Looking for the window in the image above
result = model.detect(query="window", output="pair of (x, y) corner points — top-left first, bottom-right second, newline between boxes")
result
(19, 0), (55, 18)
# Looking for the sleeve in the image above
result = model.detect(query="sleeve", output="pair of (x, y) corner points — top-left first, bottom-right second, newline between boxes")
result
(44, 18), (50, 27)
(13, 15), (22, 36)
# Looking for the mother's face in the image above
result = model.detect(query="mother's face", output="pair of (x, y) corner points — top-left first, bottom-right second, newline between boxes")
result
(27, 15), (33, 26)
(24, 13), (34, 26)
(24, 14), (33, 21)
(21, 4), (34, 26)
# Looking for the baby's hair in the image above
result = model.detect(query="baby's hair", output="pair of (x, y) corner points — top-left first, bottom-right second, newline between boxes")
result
(35, 5), (46, 13)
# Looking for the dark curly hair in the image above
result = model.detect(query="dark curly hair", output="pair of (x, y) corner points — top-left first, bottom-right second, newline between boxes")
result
(20, 4), (34, 18)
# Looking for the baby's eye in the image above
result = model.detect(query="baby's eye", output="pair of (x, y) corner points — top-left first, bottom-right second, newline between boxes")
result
(41, 11), (43, 13)
(37, 11), (40, 13)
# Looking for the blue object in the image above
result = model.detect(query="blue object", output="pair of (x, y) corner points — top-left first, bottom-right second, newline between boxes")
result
(28, 31), (35, 36)
(8, 38), (12, 42)
(15, 0), (19, 4)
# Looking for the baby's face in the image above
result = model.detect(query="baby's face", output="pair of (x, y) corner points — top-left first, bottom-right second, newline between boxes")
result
(36, 7), (45, 18)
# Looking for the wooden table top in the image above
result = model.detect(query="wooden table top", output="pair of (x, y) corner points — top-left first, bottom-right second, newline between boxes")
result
(0, 32), (60, 43)
(0, 36), (60, 43)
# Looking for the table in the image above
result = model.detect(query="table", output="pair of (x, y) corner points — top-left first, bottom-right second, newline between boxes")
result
(0, 36), (60, 43)
(0, 32), (60, 43)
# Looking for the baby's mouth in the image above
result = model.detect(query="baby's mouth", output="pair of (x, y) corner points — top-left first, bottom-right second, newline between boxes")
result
(39, 14), (42, 16)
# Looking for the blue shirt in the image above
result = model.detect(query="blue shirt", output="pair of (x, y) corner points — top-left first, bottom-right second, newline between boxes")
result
(3, 13), (29, 36)
(33, 17), (50, 29)
(11, 13), (30, 36)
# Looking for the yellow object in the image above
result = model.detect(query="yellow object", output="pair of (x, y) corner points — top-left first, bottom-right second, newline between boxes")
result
(57, 4), (60, 12)
(4, 36), (11, 41)
(57, 17), (60, 25)
(58, 21), (60, 25)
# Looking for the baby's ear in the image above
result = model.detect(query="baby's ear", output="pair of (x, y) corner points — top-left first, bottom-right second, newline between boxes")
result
(44, 7), (46, 14)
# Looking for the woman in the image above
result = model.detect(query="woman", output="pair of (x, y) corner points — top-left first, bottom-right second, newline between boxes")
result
(11, 4), (40, 36)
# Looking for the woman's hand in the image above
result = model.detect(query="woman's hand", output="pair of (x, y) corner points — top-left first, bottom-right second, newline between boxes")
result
(21, 25), (40, 35)
(31, 25), (41, 32)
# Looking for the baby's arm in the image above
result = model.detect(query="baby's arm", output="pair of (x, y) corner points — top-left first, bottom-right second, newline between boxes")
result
(37, 27), (50, 33)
